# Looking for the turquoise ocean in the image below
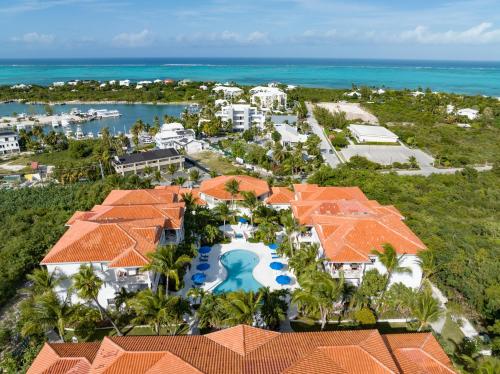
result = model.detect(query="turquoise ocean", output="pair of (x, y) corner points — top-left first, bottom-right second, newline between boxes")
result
(1, 58), (500, 96)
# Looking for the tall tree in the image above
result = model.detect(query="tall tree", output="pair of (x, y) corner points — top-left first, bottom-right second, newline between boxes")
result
(222, 290), (262, 326)
(259, 288), (288, 330)
(72, 264), (122, 336)
(142, 245), (191, 296)
(224, 178), (240, 209)
(411, 288), (442, 332)
(189, 168), (200, 187)
(241, 191), (260, 226)
(26, 268), (62, 296)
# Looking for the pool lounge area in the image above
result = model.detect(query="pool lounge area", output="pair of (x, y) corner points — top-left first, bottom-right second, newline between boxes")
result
(181, 235), (297, 295)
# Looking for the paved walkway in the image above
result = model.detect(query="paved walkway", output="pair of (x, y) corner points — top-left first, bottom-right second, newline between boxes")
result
(305, 102), (343, 168)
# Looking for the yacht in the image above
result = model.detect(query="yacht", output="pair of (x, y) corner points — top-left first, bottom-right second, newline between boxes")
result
(87, 131), (94, 139)
(69, 108), (82, 116)
(61, 117), (71, 127)
(64, 128), (73, 138)
(87, 109), (121, 118)
(51, 119), (61, 128)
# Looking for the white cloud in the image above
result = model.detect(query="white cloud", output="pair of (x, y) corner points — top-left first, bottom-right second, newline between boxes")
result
(11, 32), (55, 44)
(176, 30), (270, 46)
(112, 29), (153, 47)
(398, 22), (500, 44)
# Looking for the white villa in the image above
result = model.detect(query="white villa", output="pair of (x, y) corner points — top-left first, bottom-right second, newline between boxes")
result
(0, 130), (20, 155)
(212, 85), (244, 99)
(457, 108), (479, 120)
(348, 124), (399, 144)
(119, 80), (130, 87)
(154, 122), (196, 150)
(250, 86), (287, 111)
(216, 103), (265, 131)
(41, 188), (186, 307)
(273, 123), (308, 147)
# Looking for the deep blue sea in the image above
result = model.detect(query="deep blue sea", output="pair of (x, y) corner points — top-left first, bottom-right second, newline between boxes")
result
(1, 58), (499, 96)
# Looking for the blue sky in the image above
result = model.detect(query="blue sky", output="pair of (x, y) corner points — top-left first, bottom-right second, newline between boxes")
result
(1, 0), (500, 60)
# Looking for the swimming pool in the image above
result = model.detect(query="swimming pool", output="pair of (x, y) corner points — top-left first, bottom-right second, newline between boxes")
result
(213, 250), (263, 294)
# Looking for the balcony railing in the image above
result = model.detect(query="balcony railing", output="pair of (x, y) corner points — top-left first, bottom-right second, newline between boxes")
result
(116, 273), (148, 284)
(331, 269), (362, 279)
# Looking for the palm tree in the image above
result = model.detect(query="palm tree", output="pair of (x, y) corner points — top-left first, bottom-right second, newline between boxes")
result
(129, 287), (190, 335)
(371, 243), (412, 306)
(241, 191), (260, 226)
(154, 170), (162, 183)
(288, 243), (321, 277)
(189, 168), (200, 187)
(114, 287), (135, 312)
(26, 268), (62, 295)
(196, 294), (228, 330)
(203, 224), (220, 245)
(72, 264), (122, 336)
(131, 120), (145, 149)
(411, 288), (442, 331)
(214, 202), (232, 228)
(292, 271), (344, 330)
(172, 176), (187, 186)
(224, 178), (240, 209)
(142, 245), (191, 296)
(259, 288), (288, 330)
(280, 213), (302, 256)
(20, 291), (72, 342)
(417, 250), (439, 291)
(167, 164), (178, 178)
(181, 192), (197, 211)
(222, 290), (262, 326)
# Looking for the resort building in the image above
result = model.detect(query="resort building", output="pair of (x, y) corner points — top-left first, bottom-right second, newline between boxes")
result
(348, 124), (399, 144)
(28, 325), (456, 374)
(119, 80), (130, 87)
(154, 123), (196, 149)
(41, 188), (186, 308)
(457, 108), (479, 120)
(265, 187), (295, 210)
(0, 130), (20, 155)
(273, 123), (308, 147)
(216, 103), (265, 131)
(199, 175), (271, 208)
(250, 86), (287, 111)
(287, 184), (426, 287)
(112, 148), (185, 176)
(212, 85), (243, 99)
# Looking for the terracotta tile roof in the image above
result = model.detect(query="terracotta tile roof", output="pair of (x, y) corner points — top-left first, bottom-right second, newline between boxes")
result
(313, 214), (426, 263)
(266, 187), (295, 205)
(102, 189), (179, 206)
(41, 220), (161, 267)
(292, 184), (368, 202)
(200, 175), (270, 201)
(29, 326), (455, 374)
(383, 334), (456, 374)
(27, 342), (99, 374)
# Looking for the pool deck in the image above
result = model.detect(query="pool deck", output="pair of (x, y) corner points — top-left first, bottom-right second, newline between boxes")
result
(180, 238), (297, 296)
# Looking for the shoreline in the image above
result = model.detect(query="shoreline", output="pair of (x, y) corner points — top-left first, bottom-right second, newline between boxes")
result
(0, 99), (196, 106)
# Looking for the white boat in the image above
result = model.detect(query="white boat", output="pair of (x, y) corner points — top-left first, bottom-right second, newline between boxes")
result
(87, 108), (121, 118)
(75, 125), (84, 140)
(69, 108), (81, 116)
(87, 132), (94, 139)
(64, 128), (73, 138)
(61, 117), (71, 127)
(52, 119), (61, 128)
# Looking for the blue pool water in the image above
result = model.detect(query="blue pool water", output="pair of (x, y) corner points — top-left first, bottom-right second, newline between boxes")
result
(214, 250), (263, 294)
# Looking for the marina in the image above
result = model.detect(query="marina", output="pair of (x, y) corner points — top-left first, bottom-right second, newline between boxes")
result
(0, 102), (186, 138)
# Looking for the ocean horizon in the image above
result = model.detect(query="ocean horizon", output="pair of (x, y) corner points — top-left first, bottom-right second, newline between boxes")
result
(1, 57), (500, 96)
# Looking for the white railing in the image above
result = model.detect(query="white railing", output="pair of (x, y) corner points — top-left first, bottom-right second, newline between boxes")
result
(116, 274), (148, 284)
(331, 269), (362, 279)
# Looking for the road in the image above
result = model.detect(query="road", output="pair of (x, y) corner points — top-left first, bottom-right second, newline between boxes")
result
(305, 103), (342, 168)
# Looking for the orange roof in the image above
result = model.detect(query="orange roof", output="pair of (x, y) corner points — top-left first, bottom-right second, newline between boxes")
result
(28, 342), (99, 374)
(27, 326), (456, 374)
(41, 220), (161, 267)
(383, 334), (456, 374)
(200, 175), (270, 201)
(102, 189), (179, 206)
(313, 214), (426, 263)
(292, 184), (368, 202)
(266, 187), (295, 205)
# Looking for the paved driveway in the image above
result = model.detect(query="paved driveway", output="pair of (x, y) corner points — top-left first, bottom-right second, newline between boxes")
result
(341, 144), (434, 165)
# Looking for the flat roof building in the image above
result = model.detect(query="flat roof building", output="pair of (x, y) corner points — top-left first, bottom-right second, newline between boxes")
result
(112, 148), (184, 176)
(348, 124), (399, 144)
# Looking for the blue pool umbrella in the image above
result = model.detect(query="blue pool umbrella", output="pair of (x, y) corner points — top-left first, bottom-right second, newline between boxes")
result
(268, 243), (278, 250)
(197, 263), (210, 271)
(191, 273), (206, 284)
(270, 262), (285, 270)
(238, 217), (248, 223)
(276, 275), (291, 285)
(199, 246), (212, 254)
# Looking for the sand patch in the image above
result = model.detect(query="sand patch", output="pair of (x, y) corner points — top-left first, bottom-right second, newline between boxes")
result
(317, 102), (379, 124)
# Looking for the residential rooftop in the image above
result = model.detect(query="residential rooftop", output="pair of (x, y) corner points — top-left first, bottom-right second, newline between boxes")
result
(28, 325), (456, 374)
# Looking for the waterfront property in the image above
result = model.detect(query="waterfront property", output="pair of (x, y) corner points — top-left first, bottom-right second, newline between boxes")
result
(0, 130), (20, 155)
(212, 85), (243, 99)
(348, 124), (399, 144)
(154, 122), (196, 149)
(41, 187), (186, 308)
(272, 122), (308, 147)
(216, 103), (265, 131)
(28, 324), (456, 374)
(112, 148), (185, 176)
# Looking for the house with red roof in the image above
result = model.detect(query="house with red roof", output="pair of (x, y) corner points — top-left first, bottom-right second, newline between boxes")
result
(290, 184), (426, 287)
(41, 188), (186, 308)
(28, 325), (456, 374)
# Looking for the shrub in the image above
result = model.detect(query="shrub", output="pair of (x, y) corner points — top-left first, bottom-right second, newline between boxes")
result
(354, 308), (377, 325)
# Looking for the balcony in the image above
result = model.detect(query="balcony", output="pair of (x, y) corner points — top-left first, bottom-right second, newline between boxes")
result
(331, 268), (362, 280)
(116, 273), (148, 284)
(297, 232), (314, 243)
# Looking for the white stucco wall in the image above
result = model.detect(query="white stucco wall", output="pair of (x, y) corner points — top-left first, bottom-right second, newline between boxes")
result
(364, 254), (422, 289)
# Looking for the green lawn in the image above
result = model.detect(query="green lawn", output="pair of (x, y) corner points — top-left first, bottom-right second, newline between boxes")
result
(189, 150), (243, 175)
(439, 315), (465, 353)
